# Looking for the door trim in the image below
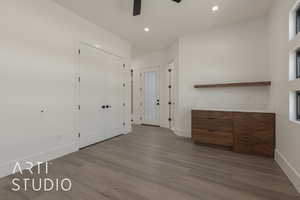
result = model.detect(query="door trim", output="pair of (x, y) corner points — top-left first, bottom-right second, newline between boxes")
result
(167, 61), (176, 130)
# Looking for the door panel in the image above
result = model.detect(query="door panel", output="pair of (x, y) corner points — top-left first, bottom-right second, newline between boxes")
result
(79, 44), (108, 148)
(106, 55), (125, 138)
(141, 67), (160, 125)
(144, 71), (157, 123)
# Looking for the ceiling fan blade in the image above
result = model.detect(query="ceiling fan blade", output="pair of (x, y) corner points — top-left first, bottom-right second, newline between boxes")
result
(133, 0), (141, 16)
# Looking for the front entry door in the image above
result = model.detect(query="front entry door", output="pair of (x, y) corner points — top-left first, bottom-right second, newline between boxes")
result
(141, 67), (160, 126)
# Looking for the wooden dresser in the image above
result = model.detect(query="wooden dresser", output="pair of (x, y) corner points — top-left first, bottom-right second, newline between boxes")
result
(192, 109), (275, 157)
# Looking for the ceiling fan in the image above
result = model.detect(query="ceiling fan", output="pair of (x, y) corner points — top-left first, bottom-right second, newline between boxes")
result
(133, 0), (182, 16)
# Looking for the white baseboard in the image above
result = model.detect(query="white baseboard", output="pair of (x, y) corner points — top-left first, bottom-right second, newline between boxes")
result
(173, 129), (190, 138)
(0, 143), (77, 179)
(275, 149), (300, 193)
(160, 123), (170, 129)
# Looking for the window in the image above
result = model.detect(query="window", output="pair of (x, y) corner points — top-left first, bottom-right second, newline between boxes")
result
(296, 8), (300, 35)
(296, 50), (300, 78)
(290, 2), (300, 39)
(297, 91), (300, 120)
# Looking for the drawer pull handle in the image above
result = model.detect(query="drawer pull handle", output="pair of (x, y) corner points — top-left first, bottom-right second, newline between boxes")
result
(208, 117), (216, 120)
(208, 129), (216, 132)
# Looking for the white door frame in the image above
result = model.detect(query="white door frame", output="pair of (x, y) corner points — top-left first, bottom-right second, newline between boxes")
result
(139, 66), (160, 126)
(167, 61), (176, 130)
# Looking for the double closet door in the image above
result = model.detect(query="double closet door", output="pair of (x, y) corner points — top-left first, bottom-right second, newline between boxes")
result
(79, 44), (125, 149)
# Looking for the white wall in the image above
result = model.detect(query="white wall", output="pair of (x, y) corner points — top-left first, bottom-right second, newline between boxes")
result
(176, 17), (271, 137)
(269, 0), (300, 192)
(0, 0), (130, 178)
(132, 18), (271, 137)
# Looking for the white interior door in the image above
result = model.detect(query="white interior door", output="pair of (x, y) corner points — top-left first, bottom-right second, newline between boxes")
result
(142, 67), (160, 125)
(105, 54), (125, 138)
(79, 44), (108, 148)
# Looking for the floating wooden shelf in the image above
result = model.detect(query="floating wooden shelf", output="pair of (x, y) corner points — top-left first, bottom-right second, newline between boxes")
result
(194, 81), (271, 88)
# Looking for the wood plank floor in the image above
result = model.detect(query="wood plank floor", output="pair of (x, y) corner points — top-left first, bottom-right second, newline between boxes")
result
(1, 126), (300, 200)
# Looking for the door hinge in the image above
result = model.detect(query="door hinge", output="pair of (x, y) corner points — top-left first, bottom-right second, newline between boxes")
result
(123, 102), (126, 106)
(78, 133), (81, 138)
(123, 64), (126, 68)
(78, 105), (81, 110)
(123, 83), (126, 87)
(78, 49), (81, 54)
(123, 122), (126, 126)
(78, 77), (81, 82)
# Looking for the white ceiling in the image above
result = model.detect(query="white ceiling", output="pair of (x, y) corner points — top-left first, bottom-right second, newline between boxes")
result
(53, 0), (274, 57)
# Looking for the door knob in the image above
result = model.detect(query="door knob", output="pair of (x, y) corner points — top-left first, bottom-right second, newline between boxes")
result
(102, 105), (106, 109)
(106, 105), (112, 108)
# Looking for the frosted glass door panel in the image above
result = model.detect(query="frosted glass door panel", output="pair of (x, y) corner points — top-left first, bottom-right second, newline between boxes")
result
(144, 71), (157, 124)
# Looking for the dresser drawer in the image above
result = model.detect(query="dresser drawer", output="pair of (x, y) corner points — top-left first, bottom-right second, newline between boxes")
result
(192, 118), (233, 132)
(233, 112), (275, 157)
(192, 110), (232, 120)
(192, 129), (233, 147)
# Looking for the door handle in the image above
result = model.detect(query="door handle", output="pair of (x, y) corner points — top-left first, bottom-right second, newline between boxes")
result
(102, 105), (106, 109)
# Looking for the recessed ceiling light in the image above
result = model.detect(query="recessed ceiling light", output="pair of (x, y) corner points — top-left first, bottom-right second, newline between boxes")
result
(144, 27), (150, 32)
(212, 6), (219, 12)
